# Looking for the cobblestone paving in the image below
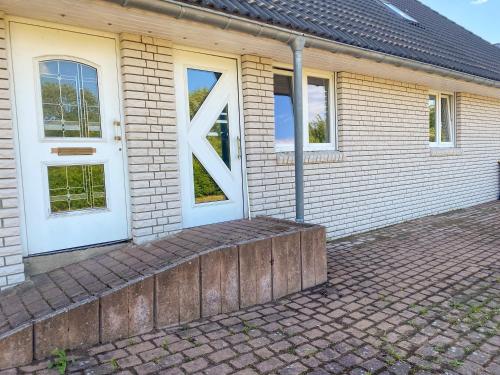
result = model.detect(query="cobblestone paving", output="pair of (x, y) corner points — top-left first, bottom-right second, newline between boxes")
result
(8, 202), (500, 375)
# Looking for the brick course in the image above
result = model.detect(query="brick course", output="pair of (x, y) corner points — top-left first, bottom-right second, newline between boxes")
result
(241, 59), (500, 238)
(0, 13), (24, 289)
(119, 33), (181, 243)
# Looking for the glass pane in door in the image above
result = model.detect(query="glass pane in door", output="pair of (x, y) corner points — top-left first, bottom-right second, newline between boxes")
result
(192, 155), (227, 204)
(187, 68), (222, 119)
(48, 164), (106, 213)
(39, 60), (102, 138)
(206, 105), (231, 170)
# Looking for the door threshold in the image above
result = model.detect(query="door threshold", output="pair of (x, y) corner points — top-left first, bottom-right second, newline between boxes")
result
(25, 240), (131, 277)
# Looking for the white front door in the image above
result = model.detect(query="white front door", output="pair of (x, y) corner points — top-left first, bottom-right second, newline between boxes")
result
(10, 22), (129, 255)
(174, 50), (245, 227)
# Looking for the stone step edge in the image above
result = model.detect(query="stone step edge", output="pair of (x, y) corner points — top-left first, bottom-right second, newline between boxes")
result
(0, 225), (327, 370)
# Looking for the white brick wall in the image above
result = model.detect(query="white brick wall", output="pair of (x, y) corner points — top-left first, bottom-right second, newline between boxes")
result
(242, 60), (500, 239)
(0, 13), (24, 288)
(119, 34), (182, 243)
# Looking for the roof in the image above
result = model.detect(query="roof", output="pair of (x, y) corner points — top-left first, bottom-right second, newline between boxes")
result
(175, 0), (500, 83)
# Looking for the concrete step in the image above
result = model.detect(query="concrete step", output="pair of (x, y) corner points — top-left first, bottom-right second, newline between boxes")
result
(0, 217), (327, 370)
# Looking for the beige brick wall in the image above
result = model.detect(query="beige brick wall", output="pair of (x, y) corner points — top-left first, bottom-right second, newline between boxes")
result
(0, 13), (24, 288)
(241, 55), (296, 218)
(119, 34), (182, 243)
(242, 58), (500, 238)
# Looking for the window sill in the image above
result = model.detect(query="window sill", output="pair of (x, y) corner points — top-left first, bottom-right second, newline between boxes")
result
(276, 150), (343, 165)
(430, 147), (463, 157)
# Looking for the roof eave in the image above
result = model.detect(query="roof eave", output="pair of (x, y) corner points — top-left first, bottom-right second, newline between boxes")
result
(105, 0), (500, 89)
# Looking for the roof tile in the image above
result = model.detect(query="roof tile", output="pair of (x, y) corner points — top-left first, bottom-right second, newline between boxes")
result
(177, 0), (500, 82)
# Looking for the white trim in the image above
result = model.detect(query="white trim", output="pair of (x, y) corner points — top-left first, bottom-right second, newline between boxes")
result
(273, 66), (338, 153)
(172, 44), (250, 219)
(428, 91), (456, 148)
(6, 17), (131, 256)
(6, 15), (118, 39)
(5, 19), (28, 256)
(173, 49), (246, 227)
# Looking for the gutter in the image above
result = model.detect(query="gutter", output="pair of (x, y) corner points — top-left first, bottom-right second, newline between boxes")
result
(105, 0), (500, 89)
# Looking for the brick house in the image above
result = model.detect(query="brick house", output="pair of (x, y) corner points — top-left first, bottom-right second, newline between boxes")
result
(0, 0), (499, 288)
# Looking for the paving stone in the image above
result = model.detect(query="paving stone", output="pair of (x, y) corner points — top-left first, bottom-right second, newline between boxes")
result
(183, 344), (213, 358)
(255, 357), (284, 373)
(230, 353), (258, 369)
(208, 348), (236, 363)
(7, 204), (500, 374)
(204, 363), (233, 375)
(181, 357), (208, 373)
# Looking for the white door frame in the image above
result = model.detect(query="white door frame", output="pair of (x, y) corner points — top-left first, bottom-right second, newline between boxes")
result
(6, 17), (132, 256)
(173, 46), (250, 226)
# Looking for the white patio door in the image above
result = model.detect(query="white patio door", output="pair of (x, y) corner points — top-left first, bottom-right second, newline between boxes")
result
(174, 50), (244, 227)
(10, 22), (129, 255)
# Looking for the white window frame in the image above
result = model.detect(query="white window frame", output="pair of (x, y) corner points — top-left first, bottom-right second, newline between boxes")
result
(273, 67), (337, 152)
(429, 91), (455, 148)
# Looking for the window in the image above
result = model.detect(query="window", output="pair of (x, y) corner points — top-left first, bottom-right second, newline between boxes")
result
(429, 92), (455, 147)
(39, 60), (101, 138)
(273, 69), (336, 151)
(274, 73), (295, 147)
(380, 1), (418, 23)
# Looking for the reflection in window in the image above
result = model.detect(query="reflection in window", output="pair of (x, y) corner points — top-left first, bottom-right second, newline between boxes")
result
(428, 95), (437, 143)
(187, 69), (221, 119)
(307, 77), (330, 144)
(207, 105), (231, 170)
(192, 155), (227, 204)
(440, 96), (452, 143)
(273, 74), (295, 147)
(48, 164), (106, 213)
(429, 93), (454, 146)
(39, 60), (101, 138)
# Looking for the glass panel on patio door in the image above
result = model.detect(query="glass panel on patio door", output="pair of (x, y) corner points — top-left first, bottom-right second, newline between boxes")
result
(187, 68), (221, 119)
(192, 155), (228, 204)
(206, 105), (231, 170)
(174, 50), (244, 227)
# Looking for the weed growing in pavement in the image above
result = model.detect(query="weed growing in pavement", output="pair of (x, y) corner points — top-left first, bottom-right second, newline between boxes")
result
(48, 348), (69, 375)
(109, 357), (119, 371)
(162, 338), (169, 351)
(242, 320), (257, 336)
(449, 359), (464, 368)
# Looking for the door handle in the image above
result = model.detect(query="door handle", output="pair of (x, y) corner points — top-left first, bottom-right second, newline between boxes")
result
(114, 120), (122, 142)
(237, 136), (241, 159)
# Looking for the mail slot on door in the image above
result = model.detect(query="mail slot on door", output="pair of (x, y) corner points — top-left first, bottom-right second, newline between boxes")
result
(50, 147), (97, 156)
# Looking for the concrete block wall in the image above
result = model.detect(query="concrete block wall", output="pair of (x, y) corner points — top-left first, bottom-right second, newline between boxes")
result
(242, 58), (500, 239)
(119, 34), (182, 243)
(0, 13), (24, 289)
(0, 222), (326, 369)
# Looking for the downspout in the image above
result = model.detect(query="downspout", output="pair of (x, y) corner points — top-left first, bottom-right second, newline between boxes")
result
(105, 0), (500, 89)
(290, 37), (306, 223)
